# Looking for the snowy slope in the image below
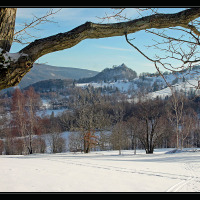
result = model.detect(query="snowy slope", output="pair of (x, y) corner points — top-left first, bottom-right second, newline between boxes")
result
(149, 78), (200, 99)
(76, 65), (200, 100)
(77, 79), (134, 93)
(0, 149), (200, 192)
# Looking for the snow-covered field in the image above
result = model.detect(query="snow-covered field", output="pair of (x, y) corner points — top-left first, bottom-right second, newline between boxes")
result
(1, 149), (200, 192)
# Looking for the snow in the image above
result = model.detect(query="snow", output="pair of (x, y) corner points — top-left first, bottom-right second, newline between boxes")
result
(76, 80), (134, 93)
(149, 79), (200, 99)
(38, 99), (66, 117)
(37, 108), (65, 117)
(0, 48), (28, 68)
(0, 149), (200, 192)
(76, 65), (200, 102)
(2, 65), (200, 192)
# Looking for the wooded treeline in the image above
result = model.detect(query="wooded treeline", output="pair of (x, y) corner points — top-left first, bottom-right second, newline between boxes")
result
(0, 86), (200, 155)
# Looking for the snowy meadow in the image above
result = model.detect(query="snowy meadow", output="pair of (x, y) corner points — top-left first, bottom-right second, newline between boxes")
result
(1, 148), (200, 192)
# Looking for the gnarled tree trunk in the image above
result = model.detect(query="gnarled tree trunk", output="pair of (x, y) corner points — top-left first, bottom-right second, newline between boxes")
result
(0, 8), (33, 90)
(0, 8), (16, 52)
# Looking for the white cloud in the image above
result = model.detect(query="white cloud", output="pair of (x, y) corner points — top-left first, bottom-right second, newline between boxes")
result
(97, 45), (133, 52)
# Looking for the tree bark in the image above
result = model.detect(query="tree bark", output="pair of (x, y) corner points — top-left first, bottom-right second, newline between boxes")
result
(1, 8), (200, 90)
(0, 8), (17, 52)
(0, 54), (32, 90)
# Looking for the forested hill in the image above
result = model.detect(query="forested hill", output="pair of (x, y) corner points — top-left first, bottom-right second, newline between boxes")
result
(18, 63), (98, 89)
(77, 63), (137, 83)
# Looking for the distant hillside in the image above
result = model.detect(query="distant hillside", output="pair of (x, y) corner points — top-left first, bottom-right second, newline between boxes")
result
(77, 65), (200, 100)
(78, 63), (137, 83)
(24, 79), (74, 93)
(18, 63), (98, 88)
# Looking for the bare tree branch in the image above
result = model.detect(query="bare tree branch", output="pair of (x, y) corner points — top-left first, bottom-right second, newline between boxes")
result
(20, 8), (200, 63)
(1, 8), (200, 90)
(14, 8), (61, 44)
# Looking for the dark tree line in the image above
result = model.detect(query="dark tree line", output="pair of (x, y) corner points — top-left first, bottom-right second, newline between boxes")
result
(0, 86), (200, 155)
(58, 86), (200, 154)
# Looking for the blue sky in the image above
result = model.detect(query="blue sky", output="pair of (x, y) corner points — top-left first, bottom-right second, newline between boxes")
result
(11, 8), (186, 74)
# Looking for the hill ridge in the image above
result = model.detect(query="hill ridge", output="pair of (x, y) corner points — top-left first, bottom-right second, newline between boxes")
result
(77, 63), (137, 83)
(18, 63), (99, 89)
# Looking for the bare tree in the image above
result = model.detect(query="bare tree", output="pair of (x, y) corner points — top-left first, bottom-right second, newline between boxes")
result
(180, 108), (198, 149)
(135, 98), (166, 154)
(68, 132), (83, 152)
(10, 87), (42, 154)
(71, 88), (100, 153)
(69, 86), (112, 153)
(126, 116), (140, 154)
(193, 120), (200, 148)
(110, 121), (127, 155)
(24, 87), (41, 154)
(0, 94), (10, 138)
(32, 136), (46, 153)
(13, 8), (61, 45)
(0, 140), (4, 154)
(11, 88), (28, 153)
(1, 8), (200, 90)
(167, 90), (186, 149)
(47, 111), (66, 153)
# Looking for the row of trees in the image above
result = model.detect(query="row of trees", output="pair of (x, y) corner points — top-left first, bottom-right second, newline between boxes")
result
(59, 87), (200, 154)
(0, 87), (66, 155)
(1, 86), (200, 155)
(11, 87), (41, 154)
